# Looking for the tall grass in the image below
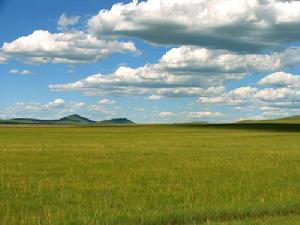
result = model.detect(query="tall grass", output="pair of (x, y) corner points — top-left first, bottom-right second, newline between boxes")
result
(0, 125), (299, 224)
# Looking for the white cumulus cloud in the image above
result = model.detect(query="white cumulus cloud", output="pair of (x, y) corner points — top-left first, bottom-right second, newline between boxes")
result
(88, 0), (300, 52)
(58, 13), (80, 31)
(188, 111), (223, 118)
(2, 30), (137, 64)
(49, 46), (300, 97)
(9, 69), (32, 75)
(48, 98), (65, 108)
(159, 112), (173, 117)
(98, 99), (116, 105)
(147, 95), (162, 100)
(0, 52), (8, 64)
(199, 72), (300, 111)
(258, 72), (300, 87)
(1, 99), (119, 120)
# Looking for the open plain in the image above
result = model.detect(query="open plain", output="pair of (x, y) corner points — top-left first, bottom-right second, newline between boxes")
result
(0, 124), (299, 225)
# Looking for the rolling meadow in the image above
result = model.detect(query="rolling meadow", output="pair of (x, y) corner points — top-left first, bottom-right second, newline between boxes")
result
(0, 124), (300, 224)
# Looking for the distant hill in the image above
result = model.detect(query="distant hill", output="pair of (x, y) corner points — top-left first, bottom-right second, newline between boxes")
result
(59, 114), (95, 124)
(98, 118), (134, 125)
(239, 115), (300, 124)
(0, 115), (134, 125)
(0, 114), (95, 125)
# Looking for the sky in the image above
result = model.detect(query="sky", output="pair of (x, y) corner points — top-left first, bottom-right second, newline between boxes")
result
(1, 0), (300, 123)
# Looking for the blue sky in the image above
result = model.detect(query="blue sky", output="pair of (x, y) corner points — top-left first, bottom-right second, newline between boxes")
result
(1, 0), (300, 123)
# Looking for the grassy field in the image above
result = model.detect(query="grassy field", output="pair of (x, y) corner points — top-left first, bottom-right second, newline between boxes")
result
(239, 115), (300, 124)
(0, 124), (300, 225)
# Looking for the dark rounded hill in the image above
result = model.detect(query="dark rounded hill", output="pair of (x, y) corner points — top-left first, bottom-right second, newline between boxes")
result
(59, 114), (95, 124)
(98, 118), (134, 125)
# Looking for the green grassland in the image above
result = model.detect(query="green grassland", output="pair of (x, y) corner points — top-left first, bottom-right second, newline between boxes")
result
(239, 115), (300, 124)
(0, 124), (300, 225)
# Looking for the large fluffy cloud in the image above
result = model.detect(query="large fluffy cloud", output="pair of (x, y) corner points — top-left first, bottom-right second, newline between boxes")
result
(258, 71), (300, 87)
(1, 30), (137, 64)
(159, 46), (300, 74)
(49, 71), (225, 97)
(88, 0), (300, 52)
(199, 72), (300, 110)
(49, 46), (300, 97)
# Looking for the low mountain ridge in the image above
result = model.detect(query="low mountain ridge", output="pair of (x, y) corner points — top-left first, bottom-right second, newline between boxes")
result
(0, 115), (134, 125)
